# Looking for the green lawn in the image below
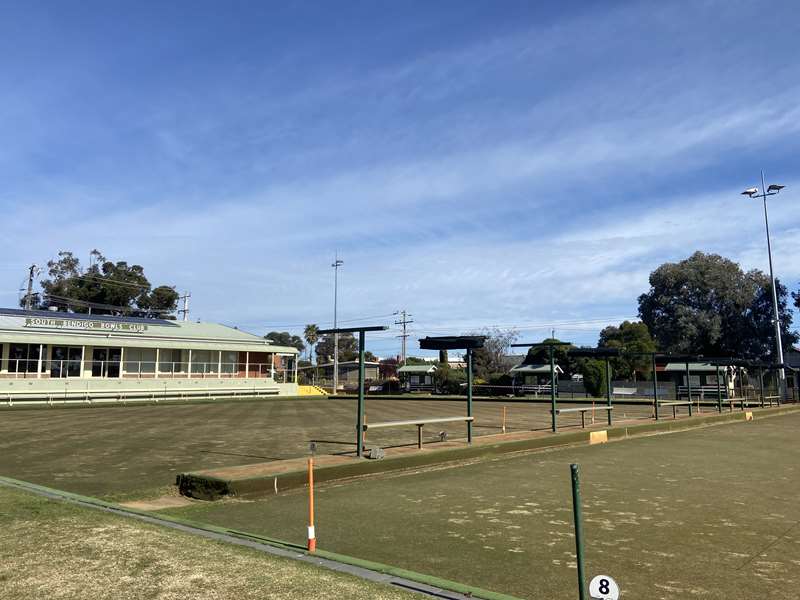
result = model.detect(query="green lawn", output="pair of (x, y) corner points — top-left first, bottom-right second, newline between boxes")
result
(0, 484), (420, 600)
(0, 397), (651, 500)
(165, 412), (800, 600)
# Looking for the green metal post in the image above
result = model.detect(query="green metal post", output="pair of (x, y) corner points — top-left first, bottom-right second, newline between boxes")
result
(726, 369), (732, 412)
(759, 368), (765, 408)
(550, 346), (557, 433)
(570, 464), (587, 600)
(716, 365), (722, 414)
(685, 361), (693, 417)
(652, 353), (659, 421)
(467, 347), (473, 444)
(605, 357), (612, 426)
(356, 331), (365, 458)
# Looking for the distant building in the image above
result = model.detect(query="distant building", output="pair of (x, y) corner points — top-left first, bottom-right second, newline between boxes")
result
(301, 360), (380, 385)
(398, 364), (437, 392)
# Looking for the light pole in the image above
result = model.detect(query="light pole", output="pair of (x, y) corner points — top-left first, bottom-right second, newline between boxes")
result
(742, 172), (786, 399)
(331, 255), (343, 394)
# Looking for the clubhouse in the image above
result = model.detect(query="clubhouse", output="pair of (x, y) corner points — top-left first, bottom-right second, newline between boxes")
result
(0, 308), (299, 403)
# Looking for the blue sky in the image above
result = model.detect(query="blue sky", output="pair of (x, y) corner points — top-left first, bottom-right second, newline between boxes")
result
(1, 1), (799, 358)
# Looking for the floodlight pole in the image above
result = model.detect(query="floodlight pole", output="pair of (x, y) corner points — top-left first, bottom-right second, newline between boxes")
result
(745, 173), (786, 400)
(331, 255), (343, 394)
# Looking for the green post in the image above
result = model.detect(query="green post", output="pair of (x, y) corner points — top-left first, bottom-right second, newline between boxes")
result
(716, 365), (723, 414)
(550, 346), (557, 433)
(685, 361), (693, 417)
(356, 331), (366, 458)
(652, 353), (659, 421)
(759, 368), (765, 408)
(605, 357), (612, 426)
(570, 464), (587, 600)
(466, 347), (473, 444)
(726, 369), (732, 412)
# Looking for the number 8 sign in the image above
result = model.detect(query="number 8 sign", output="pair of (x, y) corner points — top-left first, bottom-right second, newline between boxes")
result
(589, 575), (619, 600)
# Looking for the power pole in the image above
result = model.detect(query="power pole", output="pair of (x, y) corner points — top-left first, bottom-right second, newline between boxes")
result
(178, 292), (191, 321)
(332, 255), (343, 393)
(394, 310), (414, 365)
(24, 264), (38, 310)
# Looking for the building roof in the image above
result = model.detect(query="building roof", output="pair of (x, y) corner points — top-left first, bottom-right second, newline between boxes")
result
(501, 354), (526, 370)
(0, 308), (299, 354)
(510, 363), (564, 374)
(662, 362), (718, 372)
(398, 364), (437, 374)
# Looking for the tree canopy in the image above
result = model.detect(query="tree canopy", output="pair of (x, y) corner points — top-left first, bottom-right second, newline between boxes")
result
(26, 250), (179, 317)
(469, 327), (519, 380)
(264, 331), (305, 352)
(598, 320), (657, 379)
(638, 252), (797, 360)
(303, 324), (320, 363)
(315, 332), (377, 363)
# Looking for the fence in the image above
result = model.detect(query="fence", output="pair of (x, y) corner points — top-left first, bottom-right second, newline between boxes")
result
(0, 359), (296, 383)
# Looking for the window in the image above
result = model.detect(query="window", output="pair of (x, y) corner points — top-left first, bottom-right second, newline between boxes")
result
(92, 348), (121, 378)
(123, 348), (156, 375)
(191, 350), (213, 374)
(50, 346), (82, 378)
(159, 349), (182, 374)
(8, 344), (45, 374)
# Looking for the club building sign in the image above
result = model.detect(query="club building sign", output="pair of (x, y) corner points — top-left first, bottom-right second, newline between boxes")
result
(24, 317), (148, 334)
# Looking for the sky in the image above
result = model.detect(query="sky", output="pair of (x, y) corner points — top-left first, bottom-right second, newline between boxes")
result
(1, 0), (799, 358)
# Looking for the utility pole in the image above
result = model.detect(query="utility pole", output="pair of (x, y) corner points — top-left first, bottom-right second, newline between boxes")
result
(24, 264), (38, 310)
(394, 310), (414, 365)
(332, 255), (343, 393)
(178, 292), (191, 321)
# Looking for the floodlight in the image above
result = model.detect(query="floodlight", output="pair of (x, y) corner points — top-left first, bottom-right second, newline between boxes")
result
(741, 187), (759, 197)
(767, 184), (785, 193)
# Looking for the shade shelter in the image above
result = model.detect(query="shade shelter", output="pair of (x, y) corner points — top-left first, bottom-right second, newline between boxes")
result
(418, 335), (485, 443)
(317, 325), (388, 458)
(567, 347), (620, 427)
(511, 341), (571, 432)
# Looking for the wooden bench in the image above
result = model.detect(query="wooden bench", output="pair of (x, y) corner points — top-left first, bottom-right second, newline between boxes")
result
(612, 387), (637, 397)
(361, 416), (474, 449)
(658, 400), (692, 419)
(553, 406), (613, 428)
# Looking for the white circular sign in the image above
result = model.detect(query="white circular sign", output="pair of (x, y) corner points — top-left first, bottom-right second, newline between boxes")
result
(589, 575), (620, 600)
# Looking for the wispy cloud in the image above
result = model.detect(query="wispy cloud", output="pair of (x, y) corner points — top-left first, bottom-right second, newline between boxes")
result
(1, 1), (799, 355)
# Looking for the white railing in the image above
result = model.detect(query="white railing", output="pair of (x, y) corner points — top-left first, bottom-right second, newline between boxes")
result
(0, 359), (296, 383)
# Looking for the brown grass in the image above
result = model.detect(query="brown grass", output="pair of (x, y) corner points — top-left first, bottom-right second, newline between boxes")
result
(0, 486), (418, 600)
